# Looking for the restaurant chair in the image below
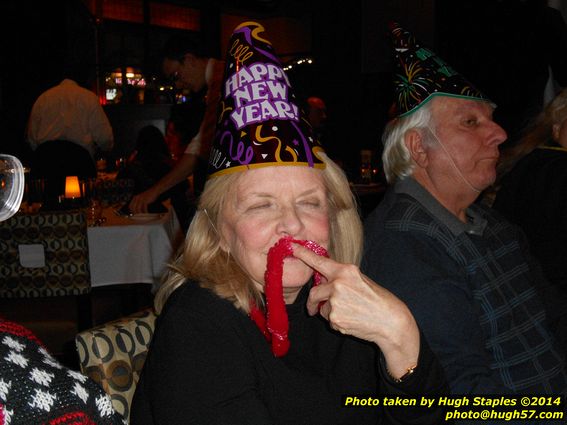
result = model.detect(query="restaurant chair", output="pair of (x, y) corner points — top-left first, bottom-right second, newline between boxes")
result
(75, 308), (156, 422)
(0, 209), (93, 362)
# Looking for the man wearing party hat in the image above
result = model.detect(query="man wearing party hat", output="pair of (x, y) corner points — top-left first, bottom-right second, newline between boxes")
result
(363, 22), (567, 401)
(131, 22), (449, 424)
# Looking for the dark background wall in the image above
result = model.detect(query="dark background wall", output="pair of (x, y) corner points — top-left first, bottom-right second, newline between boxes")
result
(2, 0), (567, 179)
(436, 0), (567, 146)
(0, 1), (79, 162)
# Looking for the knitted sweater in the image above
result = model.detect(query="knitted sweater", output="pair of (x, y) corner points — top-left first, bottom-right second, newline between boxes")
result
(0, 318), (125, 425)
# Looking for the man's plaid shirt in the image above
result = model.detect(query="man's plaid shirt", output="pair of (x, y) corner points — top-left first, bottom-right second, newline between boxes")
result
(363, 177), (567, 395)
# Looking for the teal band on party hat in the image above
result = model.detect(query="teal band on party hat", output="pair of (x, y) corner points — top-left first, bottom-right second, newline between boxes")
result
(389, 22), (494, 118)
(207, 21), (325, 178)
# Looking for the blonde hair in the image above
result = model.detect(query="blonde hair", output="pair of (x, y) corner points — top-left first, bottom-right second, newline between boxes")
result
(498, 88), (567, 177)
(154, 155), (362, 314)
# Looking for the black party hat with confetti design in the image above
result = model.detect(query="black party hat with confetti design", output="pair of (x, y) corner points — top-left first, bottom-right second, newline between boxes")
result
(389, 22), (493, 117)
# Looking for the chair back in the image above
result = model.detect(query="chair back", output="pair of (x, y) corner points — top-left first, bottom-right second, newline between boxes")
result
(75, 308), (156, 422)
(30, 140), (97, 205)
(0, 210), (91, 298)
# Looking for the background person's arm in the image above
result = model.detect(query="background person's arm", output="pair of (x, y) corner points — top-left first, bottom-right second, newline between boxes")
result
(129, 153), (197, 213)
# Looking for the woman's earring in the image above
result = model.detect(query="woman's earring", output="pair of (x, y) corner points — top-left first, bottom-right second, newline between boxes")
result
(203, 208), (219, 236)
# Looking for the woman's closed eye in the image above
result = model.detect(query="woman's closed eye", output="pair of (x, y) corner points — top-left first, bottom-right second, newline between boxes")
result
(299, 200), (319, 207)
(247, 202), (272, 211)
(297, 198), (325, 210)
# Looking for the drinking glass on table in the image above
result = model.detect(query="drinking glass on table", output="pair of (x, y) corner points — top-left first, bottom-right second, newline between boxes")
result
(19, 169), (44, 213)
(27, 178), (45, 212)
(88, 198), (104, 226)
(82, 178), (104, 226)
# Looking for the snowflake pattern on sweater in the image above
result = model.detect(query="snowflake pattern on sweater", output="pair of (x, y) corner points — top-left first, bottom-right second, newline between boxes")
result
(0, 319), (125, 425)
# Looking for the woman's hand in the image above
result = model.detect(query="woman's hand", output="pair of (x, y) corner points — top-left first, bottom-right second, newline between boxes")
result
(292, 243), (420, 380)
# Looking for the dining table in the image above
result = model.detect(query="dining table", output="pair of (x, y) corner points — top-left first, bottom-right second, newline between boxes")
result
(87, 204), (184, 289)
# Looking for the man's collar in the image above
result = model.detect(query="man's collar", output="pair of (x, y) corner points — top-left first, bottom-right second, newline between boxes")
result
(395, 177), (487, 236)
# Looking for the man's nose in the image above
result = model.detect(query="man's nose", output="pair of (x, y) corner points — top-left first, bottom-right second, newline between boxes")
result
(487, 120), (507, 146)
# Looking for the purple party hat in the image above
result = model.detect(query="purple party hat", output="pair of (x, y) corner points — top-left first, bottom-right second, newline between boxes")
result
(207, 21), (325, 178)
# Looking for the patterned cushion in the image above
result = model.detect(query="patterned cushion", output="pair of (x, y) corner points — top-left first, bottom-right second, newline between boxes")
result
(0, 211), (91, 298)
(75, 309), (156, 422)
(0, 317), (125, 424)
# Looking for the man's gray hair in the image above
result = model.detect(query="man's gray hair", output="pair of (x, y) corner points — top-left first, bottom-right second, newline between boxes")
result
(381, 101), (435, 183)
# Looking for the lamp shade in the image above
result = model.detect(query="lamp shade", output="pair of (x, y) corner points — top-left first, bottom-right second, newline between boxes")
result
(65, 176), (81, 199)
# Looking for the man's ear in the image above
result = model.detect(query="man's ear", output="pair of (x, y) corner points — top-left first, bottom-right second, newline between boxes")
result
(404, 129), (428, 168)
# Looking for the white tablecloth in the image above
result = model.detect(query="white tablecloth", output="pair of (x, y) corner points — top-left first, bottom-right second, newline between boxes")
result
(87, 207), (183, 288)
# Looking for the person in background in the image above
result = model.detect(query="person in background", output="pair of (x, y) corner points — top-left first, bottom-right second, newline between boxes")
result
(117, 125), (191, 230)
(165, 101), (208, 163)
(306, 96), (328, 136)
(128, 34), (224, 214)
(303, 95), (345, 170)
(492, 87), (567, 354)
(164, 120), (184, 162)
(131, 22), (448, 425)
(362, 22), (566, 405)
(26, 61), (114, 206)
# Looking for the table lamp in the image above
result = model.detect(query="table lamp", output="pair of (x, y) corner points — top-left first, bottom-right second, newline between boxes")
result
(65, 176), (81, 199)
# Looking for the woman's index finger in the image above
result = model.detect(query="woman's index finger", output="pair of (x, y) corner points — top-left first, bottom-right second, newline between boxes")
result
(291, 243), (338, 278)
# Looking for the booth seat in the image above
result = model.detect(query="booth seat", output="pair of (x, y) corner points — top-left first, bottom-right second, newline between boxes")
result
(75, 308), (156, 422)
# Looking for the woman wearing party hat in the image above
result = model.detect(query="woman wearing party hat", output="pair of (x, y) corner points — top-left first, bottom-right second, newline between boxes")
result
(131, 22), (447, 424)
